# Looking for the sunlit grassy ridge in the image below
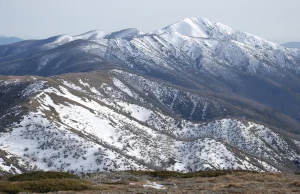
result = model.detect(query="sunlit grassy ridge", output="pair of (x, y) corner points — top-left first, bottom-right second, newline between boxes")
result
(125, 170), (257, 179)
(0, 171), (96, 194)
(7, 171), (77, 181)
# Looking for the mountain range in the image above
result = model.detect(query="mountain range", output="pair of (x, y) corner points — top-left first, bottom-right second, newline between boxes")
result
(281, 42), (300, 49)
(0, 17), (300, 175)
(0, 37), (23, 45)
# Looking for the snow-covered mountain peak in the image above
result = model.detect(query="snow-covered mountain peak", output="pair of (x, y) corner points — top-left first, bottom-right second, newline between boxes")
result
(73, 28), (144, 41)
(154, 17), (212, 38)
(215, 22), (234, 35)
(155, 17), (237, 39)
(153, 17), (282, 50)
(74, 30), (107, 40)
(104, 28), (145, 39)
(41, 35), (75, 49)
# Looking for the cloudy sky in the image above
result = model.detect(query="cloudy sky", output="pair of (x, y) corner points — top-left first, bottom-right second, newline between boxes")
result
(0, 0), (299, 43)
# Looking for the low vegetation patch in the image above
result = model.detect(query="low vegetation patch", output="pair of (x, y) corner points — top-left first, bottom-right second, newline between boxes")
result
(0, 178), (95, 194)
(224, 183), (243, 188)
(291, 181), (300, 187)
(7, 171), (77, 182)
(0, 171), (98, 194)
(126, 170), (256, 179)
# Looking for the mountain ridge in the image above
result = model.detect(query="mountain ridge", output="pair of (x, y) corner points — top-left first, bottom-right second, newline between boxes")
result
(0, 37), (23, 45)
(282, 42), (300, 49)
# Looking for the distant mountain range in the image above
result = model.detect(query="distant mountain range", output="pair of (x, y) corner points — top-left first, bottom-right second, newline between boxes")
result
(281, 42), (300, 48)
(1, 17), (300, 175)
(0, 37), (23, 45)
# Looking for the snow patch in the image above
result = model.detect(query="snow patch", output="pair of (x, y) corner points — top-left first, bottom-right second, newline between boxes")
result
(143, 181), (166, 190)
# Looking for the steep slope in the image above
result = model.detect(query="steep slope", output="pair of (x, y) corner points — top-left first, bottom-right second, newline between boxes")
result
(0, 70), (300, 174)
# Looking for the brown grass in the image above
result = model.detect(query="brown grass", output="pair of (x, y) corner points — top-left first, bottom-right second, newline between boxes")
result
(224, 183), (243, 188)
(0, 179), (95, 194)
(291, 181), (300, 187)
(1, 171), (299, 194)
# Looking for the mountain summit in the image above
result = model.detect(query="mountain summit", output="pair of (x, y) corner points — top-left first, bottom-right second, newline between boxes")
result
(155, 17), (234, 38)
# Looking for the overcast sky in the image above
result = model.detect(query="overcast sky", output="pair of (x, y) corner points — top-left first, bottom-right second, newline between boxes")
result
(0, 0), (299, 43)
